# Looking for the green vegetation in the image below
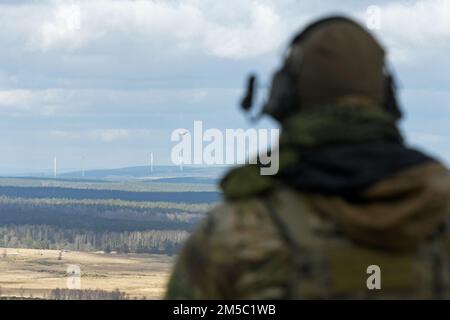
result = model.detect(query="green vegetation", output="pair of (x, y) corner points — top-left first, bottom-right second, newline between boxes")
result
(0, 177), (218, 192)
(0, 225), (189, 254)
(0, 195), (212, 212)
(47, 288), (128, 300)
(0, 178), (217, 255)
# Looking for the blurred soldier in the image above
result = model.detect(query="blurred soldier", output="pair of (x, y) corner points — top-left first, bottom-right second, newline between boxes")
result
(166, 16), (450, 299)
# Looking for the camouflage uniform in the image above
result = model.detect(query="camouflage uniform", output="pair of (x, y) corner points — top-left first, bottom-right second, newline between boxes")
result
(165, 17), (450, 299)
(166, 186), (450, 299)
(166, 106), (450, 299)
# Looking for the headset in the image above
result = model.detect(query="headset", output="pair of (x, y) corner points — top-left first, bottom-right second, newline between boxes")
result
(241, 16), (402, 122)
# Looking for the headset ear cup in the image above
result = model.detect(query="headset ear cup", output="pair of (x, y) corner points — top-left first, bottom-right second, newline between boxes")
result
(263, 66), (299, 122)
(384, 74), (403, 120)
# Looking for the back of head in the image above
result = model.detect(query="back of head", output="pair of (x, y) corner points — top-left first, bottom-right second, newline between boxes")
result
(294, 18), (385, 109)
(263, 16), (401, 122)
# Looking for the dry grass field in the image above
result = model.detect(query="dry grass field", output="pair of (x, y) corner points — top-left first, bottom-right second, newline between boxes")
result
(0, 248), (175, 299)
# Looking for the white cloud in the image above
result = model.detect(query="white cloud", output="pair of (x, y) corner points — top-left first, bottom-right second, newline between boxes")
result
(39, 2), (83, 51)
(2, 0), (450, 62)
(367, 0), (450, 65)
(1, 0), (450, 169)
(1, 0), (448, 91)
(0, 87), (239, 117)
(22, 0), (287, 59)
(203, 3), (284, 59)
(0, 89), (71, 116)
(92, 129), (130, 142)
(50, 128), (154, 142)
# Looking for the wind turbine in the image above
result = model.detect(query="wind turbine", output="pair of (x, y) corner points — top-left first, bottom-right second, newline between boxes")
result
(81, 156), (85, 178)
(177, 131), (188, 172)
(179, 151), (184, 172)
(150, 152), (154, 174)
(53, 157), (57, 178)
(178, 130), (188, 139)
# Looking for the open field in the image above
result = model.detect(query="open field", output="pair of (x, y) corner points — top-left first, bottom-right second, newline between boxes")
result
(0, 174), (212, 299)
(0, 248), (174, 299)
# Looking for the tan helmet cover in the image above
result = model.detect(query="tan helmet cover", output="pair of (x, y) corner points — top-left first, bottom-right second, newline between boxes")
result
(289, 19), (386, 109)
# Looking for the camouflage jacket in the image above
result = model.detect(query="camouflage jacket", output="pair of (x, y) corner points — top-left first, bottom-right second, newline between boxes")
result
(165, 160), (450, 299)
(166, 105), (450, 299)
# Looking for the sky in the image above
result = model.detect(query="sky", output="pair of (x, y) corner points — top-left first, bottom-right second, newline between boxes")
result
(0, 0), (449, 174)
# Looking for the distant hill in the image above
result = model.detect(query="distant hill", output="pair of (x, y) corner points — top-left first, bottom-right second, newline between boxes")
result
(4, 165), (231, 182)
(59, 165), (230, 181)
(148, 177), (218, 184)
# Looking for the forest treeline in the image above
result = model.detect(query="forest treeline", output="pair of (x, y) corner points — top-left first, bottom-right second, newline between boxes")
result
(0, 177), (218, 193)
(0, 225), (189, 254)
(0, 196), (205, 231)
(0, 195), (209, 254)
(47, 288), (128, 300)
(0, 185), (220, 203)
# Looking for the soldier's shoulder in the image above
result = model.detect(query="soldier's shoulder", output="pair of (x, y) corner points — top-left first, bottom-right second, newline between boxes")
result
(204, 187), (305, 240)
